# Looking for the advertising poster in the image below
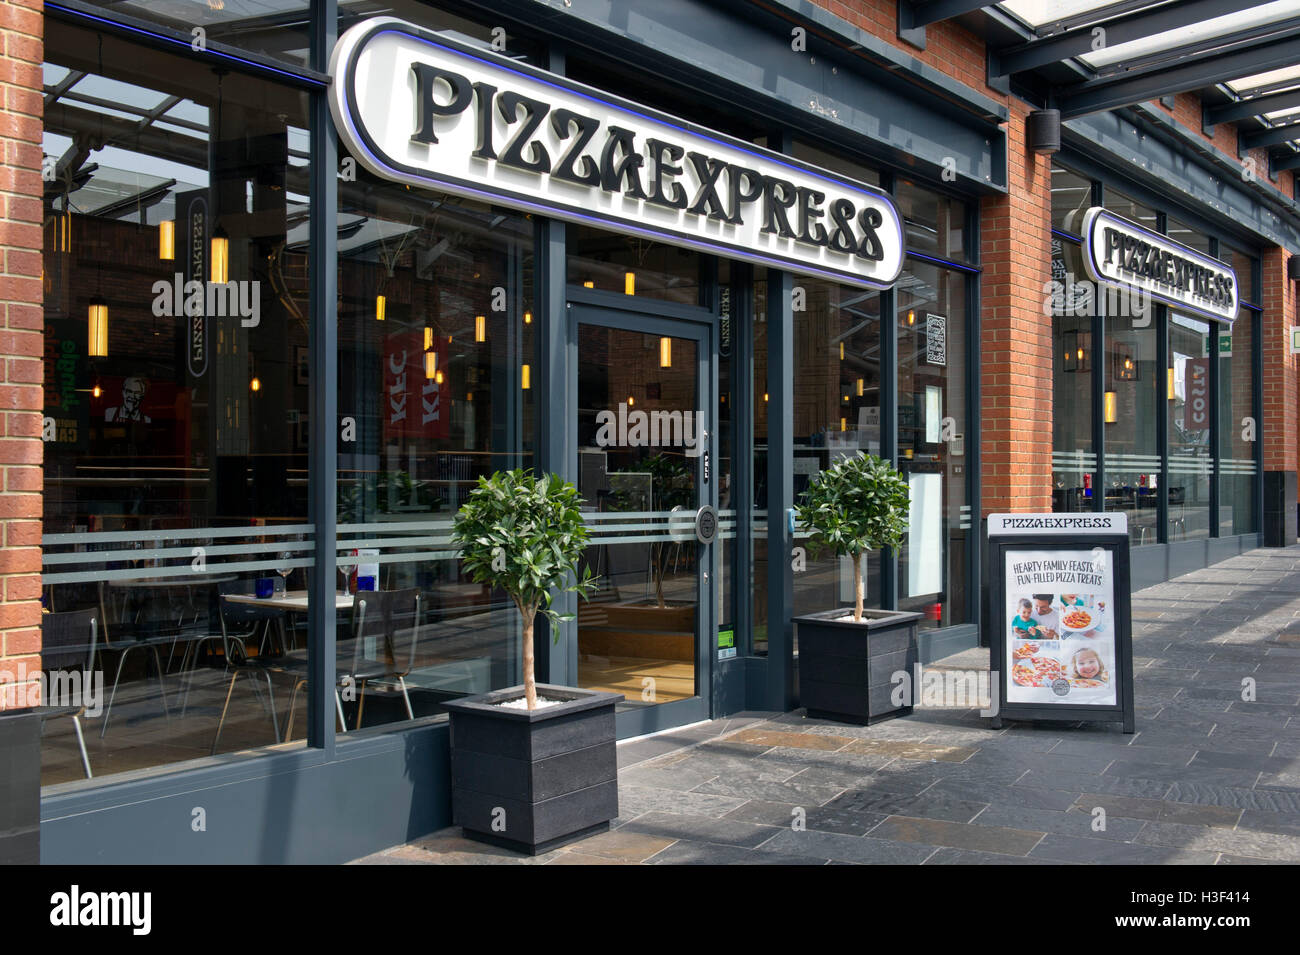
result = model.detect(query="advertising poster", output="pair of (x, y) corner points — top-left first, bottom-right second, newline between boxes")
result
(1004, 547), (1117, 706)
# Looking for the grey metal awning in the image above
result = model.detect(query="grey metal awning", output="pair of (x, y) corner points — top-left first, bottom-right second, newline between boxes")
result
(896, 0), (1300, 186)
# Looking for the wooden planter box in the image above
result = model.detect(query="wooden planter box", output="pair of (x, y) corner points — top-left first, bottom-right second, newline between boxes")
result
(794, 608), (922, 725)
(442, 685), (623, 855)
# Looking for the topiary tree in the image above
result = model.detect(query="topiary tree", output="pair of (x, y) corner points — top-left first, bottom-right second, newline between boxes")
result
(452, 469), (597, 709)
(795, 452), (909, 622)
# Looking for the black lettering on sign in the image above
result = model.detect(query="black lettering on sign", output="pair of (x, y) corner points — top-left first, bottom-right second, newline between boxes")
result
(496, 91), (551, 173)
(410, 63), (473, 145)
(549, 108), (601, 186)
(685, 152), (729, 221)
(827, 198), (858, 253)
(726, 166), (762, 226)
(857, 207), (884, 261)
(599, 126), (648, 200)
(645, 138), (688, 210)
(796, 186), (828, 247)
(470, 82), (498, 160)
(760, 176), (797, 239)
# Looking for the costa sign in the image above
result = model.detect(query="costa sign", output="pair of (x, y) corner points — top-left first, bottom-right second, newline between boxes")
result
(329, 18), (905, 290)
(1081, 207), (1238, 324)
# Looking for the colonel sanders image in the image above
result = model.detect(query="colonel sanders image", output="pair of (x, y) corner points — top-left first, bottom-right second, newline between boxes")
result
(105, 376), (151, 423)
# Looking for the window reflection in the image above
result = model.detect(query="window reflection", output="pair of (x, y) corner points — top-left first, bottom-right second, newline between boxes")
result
(40, 29), (313, 787)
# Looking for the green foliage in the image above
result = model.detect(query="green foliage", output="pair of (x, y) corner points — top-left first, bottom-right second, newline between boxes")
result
(451, 469), (597, 632)
(796, 452), (909, 561)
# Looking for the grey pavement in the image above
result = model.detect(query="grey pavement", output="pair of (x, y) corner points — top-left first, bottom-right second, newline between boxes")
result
(353, 546), (1300, 865)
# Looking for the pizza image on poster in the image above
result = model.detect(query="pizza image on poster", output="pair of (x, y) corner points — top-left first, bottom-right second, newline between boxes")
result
(1004, 548), (1117, 706)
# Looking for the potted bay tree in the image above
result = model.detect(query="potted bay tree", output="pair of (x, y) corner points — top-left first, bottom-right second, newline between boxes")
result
(444, 469), (622, 854)
(793, 452), (922, 725)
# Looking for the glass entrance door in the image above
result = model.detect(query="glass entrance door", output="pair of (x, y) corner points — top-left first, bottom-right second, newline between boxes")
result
(571, 307), (712, 734)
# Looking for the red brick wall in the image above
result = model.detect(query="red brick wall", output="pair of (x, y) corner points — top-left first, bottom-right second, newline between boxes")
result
(0, 0), (44, 710)
(979, 100), (1053, 514)
(1261, 248), (1298, 475)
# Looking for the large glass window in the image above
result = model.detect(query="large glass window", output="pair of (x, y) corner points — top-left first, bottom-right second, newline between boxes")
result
(1167, 314), (1213, 540)
(1051, 236), (1095, 512)
(1219, 311), (1258, 535)
(1103, 310), (1159, 546)
(40, 28), (312, 785)
(751, 277), (769, 656)
(1051, 165), (1092, 235)
(897, 263), (970, 628)
(335, 165), (536, 726)
(791, 280), (885, 625)
(567, 225), (702, 305)
(896, 180), (969, 263)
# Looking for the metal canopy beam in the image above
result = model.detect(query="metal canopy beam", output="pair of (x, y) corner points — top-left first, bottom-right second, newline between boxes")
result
(1276, 151), (1300, 172)
(995, 0), (1245, 76)
(904, 0), (990, 28)
(1208, 88), (1300, 125)
(1243, 121), (1300, 149)
(1058, 31), (1300, 118)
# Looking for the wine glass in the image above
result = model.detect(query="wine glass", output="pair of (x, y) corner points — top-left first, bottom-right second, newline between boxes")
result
(338, 552), (356, 596)
(275, 551), (294, 594)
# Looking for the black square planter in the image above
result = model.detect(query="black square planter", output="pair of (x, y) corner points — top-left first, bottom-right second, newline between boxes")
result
(442, 685), (623, 855)
(794, 609), (922, 725)
(0, 708), (40, 865)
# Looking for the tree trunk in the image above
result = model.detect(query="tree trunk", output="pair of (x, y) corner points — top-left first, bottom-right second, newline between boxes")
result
(853, 550), (864, 622)
(521, 603), (538, 710)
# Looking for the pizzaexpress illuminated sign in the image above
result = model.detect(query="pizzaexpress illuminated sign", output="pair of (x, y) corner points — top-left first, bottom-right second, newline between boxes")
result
(1081, 207), (1238, 324)
(329, 18), (905, 290)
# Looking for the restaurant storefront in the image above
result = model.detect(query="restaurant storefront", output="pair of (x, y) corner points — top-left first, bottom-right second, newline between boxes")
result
(5, 0), (1295, 864)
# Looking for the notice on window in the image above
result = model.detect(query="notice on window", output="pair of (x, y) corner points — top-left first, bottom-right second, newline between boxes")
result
(1004, 548), (1117, 706)
(925, 313), (947, 366)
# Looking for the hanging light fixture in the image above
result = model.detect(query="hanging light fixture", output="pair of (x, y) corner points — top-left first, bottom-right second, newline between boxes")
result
(627, 395), (635, 407)
(475, 314), (486, 342)
(1167, 367), (1176, 400)
(435, 370), (444, 385)
(88, 296), (108, 357)
(92, 383), (102, 399)
(624, 272), (635, 295)
(524, 310), (532, 324)
(425, 350), (437, 380)
(856, 378), (864, 397)
(159, 219), (175, 261)
(907, 310), (915, 326)
(210, 225), (230, 283)
(659, 336), (672, 368)
(375, 294), (386, 322)
(583, 280), (594, 289)
(521, 364), (531, 390)
(250, 375), (262, 392)
(424, 327), (433, 350)
(1103, 390), (1118, 423)
(839, 341), (845, 361)
(52, 201), (72, 254)
(840, 417), (847, 432)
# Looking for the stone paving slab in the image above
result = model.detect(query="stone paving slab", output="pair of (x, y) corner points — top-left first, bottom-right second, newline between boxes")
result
(351, 546), (1300, 865)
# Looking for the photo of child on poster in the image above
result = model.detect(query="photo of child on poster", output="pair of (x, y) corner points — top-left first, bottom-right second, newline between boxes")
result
(1005, 549), (1117, 706)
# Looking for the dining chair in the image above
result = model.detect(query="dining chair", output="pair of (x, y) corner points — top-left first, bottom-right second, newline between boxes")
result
(97, 584), (174, 739)
(208, 587), (286, 755)
(38, 609), (98, 779)
(279, 588), (423, 739)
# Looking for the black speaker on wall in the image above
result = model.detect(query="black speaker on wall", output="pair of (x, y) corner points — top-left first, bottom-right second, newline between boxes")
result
(1288, 255), (1300, 282)
(1029, 109), (1061, 155)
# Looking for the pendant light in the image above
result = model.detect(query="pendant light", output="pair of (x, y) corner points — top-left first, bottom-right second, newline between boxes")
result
(210, 225), (230, 284)
(88, 295), (108, 357)
(1103, 390), (1118, 424)
(375, 294), (386, 322)
(425, 350), (437, 380)
(624, 272), (635, 295)
(475, 314), (486, 342)
(159, 219), (175, 260)
(659, 336), (672, 368)
(521, 364), (531, 390)
(523, 310), (532, 324)
(424, 327), (433, 350)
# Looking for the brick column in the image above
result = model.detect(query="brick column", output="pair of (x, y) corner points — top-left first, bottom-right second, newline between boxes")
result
(980, 101), (1053, 515)
(1261, 247), (1299, 546)
(0, 0), (45, 709)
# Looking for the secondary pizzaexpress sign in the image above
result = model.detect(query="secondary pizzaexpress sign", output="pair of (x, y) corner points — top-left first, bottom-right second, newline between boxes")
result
(1081, 207), (1238, 324)
(988, 513), (1128, 536)
(329, 18), (904, 290)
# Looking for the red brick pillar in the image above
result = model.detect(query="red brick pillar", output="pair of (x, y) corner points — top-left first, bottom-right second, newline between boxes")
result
(0, 0), (45, 709)
(1261, 247), (1299, 546)
(980, 101), (1053, 515)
